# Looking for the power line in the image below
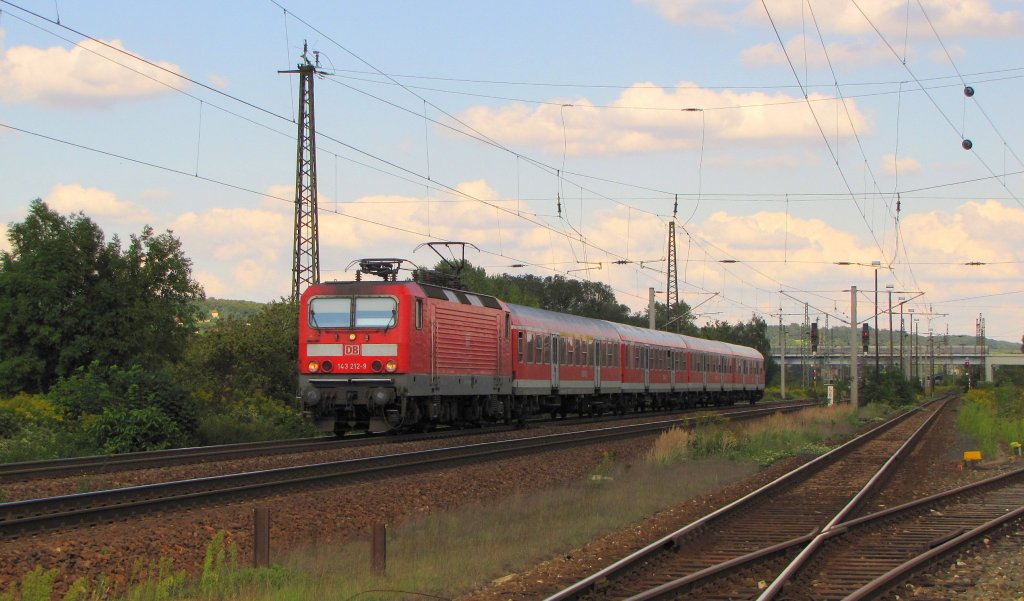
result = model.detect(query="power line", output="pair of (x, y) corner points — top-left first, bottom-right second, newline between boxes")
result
(851, 0), (1024, 211)
(761, 0), (888, 259)
(328, 65), (1024, 95)
(6, 1), (1019, 326)
(0, 118), (664, 305)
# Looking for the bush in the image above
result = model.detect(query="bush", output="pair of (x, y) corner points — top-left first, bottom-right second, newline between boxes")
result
(48, 362), (198, 439)
(196, 394), (318, 445)
(957, 383), (1024, 458)
(0, 395), (84, 461)
(87, 406), (189, 454)
(0, 424), (65, 463)
(862, 369), (920, 406)
(179, 301), (298, 405)
(0, 394), (62, 429)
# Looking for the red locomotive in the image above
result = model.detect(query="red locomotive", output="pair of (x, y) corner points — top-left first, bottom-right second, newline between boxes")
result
(297, 264), (764, 434)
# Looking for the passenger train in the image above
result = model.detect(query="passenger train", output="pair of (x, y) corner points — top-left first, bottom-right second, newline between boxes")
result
(297, 274), (765, 434)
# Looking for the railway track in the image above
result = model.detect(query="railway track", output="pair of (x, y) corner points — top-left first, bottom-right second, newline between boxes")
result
(0, 402), (811, 539)
(544, 396), (956, 600)
(807, 466), (1024, 600)
(0, 400), (812, 483)
(0, 436), (339, 482)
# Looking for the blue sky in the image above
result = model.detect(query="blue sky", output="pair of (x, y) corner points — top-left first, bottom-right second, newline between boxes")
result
(1, 0), (1022, 342)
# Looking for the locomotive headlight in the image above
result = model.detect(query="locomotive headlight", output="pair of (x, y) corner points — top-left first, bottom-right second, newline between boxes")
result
(307, 360), (320, 372)
(385, 360), (397, 373)
(368, 387), (395, 407)
(302, 387), (321, 406)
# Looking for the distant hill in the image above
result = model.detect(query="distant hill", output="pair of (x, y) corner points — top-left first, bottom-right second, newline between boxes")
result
(196, 298), (267, 324)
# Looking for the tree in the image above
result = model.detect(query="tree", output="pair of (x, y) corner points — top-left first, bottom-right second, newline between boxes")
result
(627, 300), (698, 333)
(88, 405), (189, 453)
(180, 300), (299, 405)
(179, 301), (317, 444)
(0, 200), (204, 394)
(700, 315), (776, 384)
(48, 361), (198, 433)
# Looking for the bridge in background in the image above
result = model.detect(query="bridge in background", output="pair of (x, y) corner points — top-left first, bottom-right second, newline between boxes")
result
(986, 354), (1024, 381)
(770, 344), (1013, 384)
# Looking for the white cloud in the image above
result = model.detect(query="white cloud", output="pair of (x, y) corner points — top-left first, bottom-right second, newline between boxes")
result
(207, 74), (229, 89)
(738, 2), (1020, 72)
(233, 259), (275, 290)
(173, 206), (289, 262)
(882, 154), (921, 175)
(901, 200), (1024, 263)
(172, 204), (292, 297)
(194, 270), (229, 299)
(664, 200), (1024, 326)
(635, 0), (746, 29)
(740, 34), (894, 69)
(457, 83), (869, 156)
(0, 37), (185, 107)
(691, 210), (872, 284)
(44, 183), (153, 222)
(892, 201), (1024, 315)
(318, 180), (527, 258)
(752, 0), (1022, 37)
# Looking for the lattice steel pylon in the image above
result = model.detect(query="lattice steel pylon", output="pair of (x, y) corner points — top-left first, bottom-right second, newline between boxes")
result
(666, 220), (680, 329)
(281, 42), (321, 302)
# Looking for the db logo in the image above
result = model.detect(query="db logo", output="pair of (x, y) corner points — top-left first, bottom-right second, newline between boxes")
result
(344, 345), (361, 356)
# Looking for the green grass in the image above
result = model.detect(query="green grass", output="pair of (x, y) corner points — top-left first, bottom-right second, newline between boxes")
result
(956, 384), (1024, 459)
(648, 403), (886, 467)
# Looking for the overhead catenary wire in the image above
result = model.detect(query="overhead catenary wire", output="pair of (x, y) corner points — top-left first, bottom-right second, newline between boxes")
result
(761, 0), (889, 261)
(0, 119), (662, 305)
(6, 1), (1019, 327)
(3, 0), (663, 281)
(329, 66), (1024, 112)
(916, 0), (1024, 173)
(5, 0), (1016, 213)
(0, 19), (861, 323)
(851, 0), (1024, 211)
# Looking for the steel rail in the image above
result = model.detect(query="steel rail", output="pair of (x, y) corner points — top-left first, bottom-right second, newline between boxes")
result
(542, 396), (948, 601)
(0, 400), (812, 483)
(753, 396), (950, 600)
(0, 403), (809, 538)
(0, 436), (338, 482)
(844, 492), (1024, 600)
(625, 464), (1024, 601)
(616, 397), (948, 601)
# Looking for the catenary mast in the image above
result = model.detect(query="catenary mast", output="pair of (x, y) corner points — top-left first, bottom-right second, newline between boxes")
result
(281, 41), (321, 302)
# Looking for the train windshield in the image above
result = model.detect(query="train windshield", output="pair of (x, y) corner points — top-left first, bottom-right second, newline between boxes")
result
(308, 296), (397, 329)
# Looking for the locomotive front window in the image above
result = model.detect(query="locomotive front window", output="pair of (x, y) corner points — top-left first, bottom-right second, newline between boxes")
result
(355, 297), (397, 328)
(308, 297), (351, 328)
(308, 296), (397, 329)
